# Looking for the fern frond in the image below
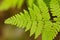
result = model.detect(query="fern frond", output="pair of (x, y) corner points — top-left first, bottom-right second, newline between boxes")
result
(36, 0), (50, 20)
(41, 0), (60, 40)
(42, 21), (58, 40)
(5, 4), (43, 39)
(33, 4), (43, 38)
(50, 0), (60, 31)
(43, 0), (50, 7)
(27, 0), (34, 8)
(50, 0), (60, 17)
(4, 0), (60, 40)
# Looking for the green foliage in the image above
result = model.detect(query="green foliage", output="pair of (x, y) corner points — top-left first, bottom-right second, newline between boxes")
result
(27, 0), (35, 8)
(4, 0), (60, 40)
(0, 0), (24, 11)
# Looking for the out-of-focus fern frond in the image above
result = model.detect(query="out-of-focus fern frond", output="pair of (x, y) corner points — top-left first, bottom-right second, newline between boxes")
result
(17, 0), (24, 8)
(0, 0), (24, 11)
(43, 0), (50, 7)
(0, 0), (13, 10)
(4, 0), (60, 40)
(27, 0), (34, 8)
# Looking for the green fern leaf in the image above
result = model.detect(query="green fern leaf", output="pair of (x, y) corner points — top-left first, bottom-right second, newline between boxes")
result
(36, 0), (50, 20)
(33, 4), (43, 38)
(5, 4), (43, 38)
(4, 0), (60, 40)
(35, 21), (43, 39)
(30, 21), (37, 36)
(23, 10), (31, 31)
(50, 0), (60, 17)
